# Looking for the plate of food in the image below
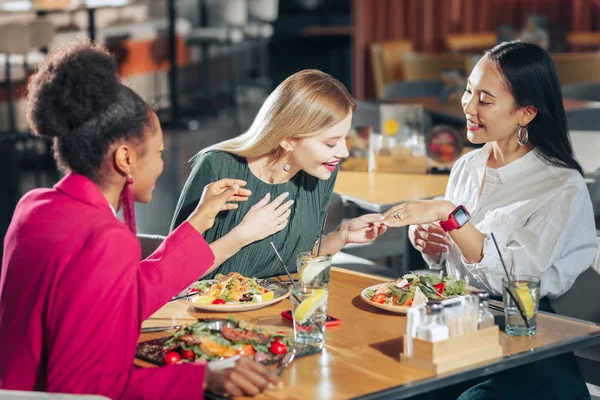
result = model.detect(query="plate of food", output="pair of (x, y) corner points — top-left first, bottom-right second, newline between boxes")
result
(360, 273), (468, 314)
(183, 272), (290, 312)
(137, 318), (296, 366)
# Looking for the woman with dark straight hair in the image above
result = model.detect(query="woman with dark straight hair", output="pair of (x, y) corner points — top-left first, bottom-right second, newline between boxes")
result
(384, 41), (596, 399)
(488, 41), (583, 175)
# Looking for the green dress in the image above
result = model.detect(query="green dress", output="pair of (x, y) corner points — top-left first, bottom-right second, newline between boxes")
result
(170, 150), (336, 279)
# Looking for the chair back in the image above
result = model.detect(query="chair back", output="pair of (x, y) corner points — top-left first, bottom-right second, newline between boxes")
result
(551, 52), (600, 85)
(138, 234), (167, 259)
(383, 79), (444, 99)
(0, 22), (31, 54)
(324, 193), (344, 235)
(561, 82), (600, 102)
(29, 19), (55, 49)
(566, 31), (600, 51)
(248, 0), (278, 22)
(402, 52), (470, 82)
(0, 389), (109, 399)
(445, 32), (497, 53)
(370, 39), (414, 99)
(550, 236), (600, 386)
(565, 108), (600, 131)
(209, 0), (248, 26)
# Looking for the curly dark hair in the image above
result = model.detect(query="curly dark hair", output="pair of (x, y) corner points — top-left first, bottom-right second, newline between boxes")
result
(25, 40), (152, 182)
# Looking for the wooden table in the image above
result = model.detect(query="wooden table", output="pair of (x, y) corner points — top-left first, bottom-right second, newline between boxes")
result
(334, 171), (450, 213)
(137, 269), (600, 400)
(391, 96), (600, 122)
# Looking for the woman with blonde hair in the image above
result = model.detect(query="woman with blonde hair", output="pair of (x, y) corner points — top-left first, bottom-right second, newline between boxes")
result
(171, 70), (387, 278)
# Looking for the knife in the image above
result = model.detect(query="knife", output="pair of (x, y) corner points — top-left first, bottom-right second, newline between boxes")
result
(275, 348), (296, 377)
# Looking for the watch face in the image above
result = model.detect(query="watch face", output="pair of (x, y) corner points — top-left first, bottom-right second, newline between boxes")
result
(454, 207), (471, 226)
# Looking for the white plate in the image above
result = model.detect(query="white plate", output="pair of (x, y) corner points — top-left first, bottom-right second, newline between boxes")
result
(186, 280), (291, 312)
(360, 282), (412, 314)
(359, 278), (475, 315)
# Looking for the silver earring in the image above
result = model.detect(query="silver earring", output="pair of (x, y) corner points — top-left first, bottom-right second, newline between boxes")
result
(517, 125), (529, 146)
(283, 147), (292, 171)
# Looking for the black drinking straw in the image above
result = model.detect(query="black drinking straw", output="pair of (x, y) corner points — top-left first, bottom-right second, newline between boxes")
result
(270, 242), (301, 302)
(316, 213), (328, 257)
(490, 233), (530, 329)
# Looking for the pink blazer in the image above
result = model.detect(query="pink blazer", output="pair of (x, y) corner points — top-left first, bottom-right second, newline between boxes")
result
(0, 173), (215, 399)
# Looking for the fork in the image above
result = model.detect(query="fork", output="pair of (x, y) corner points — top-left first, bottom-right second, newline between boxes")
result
(275, 348), (296, 376)
(259, 277), (294, 287)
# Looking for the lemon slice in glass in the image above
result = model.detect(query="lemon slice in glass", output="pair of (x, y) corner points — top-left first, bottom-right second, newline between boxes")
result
(513, 282), (535, 320)
(299, 259), (329, 285)
(294, 289), (327, 324)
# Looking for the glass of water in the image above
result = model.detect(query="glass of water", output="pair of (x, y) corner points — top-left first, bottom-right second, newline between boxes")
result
(290, 286), (328, 350)
(296, 252), (332, 288)
(502, 275), (541, 336)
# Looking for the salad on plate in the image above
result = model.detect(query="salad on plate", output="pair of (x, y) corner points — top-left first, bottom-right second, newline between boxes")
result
(363, 273), (467, 308)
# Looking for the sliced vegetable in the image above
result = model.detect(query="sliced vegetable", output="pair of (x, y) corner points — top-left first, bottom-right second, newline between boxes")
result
(371, 293), (387, 304)
(434, 282), (445, 297)
(237, 344), (256, 356)
(212, 298), (226, 305)
(181, 349), (195, 360)
(269, 338), (287, 355)
(164, 351), (181, 364)
(254, 351), (268, 363)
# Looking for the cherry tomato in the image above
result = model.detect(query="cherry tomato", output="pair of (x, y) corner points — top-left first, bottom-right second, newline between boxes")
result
(181, 349), (195, 360)
(237, 344), (256, 356)
(269, 338), (287, 355)
(189, 287), (200, 294)
(164, 351), (181, 364)
(371, 294), (387, 304)
(434, 283), (445, 297)
(262, 288), (268, 293)
(212, 298), (226, 305)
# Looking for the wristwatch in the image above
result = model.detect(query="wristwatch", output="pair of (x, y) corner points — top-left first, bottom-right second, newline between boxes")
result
(439, 205), (471, 232)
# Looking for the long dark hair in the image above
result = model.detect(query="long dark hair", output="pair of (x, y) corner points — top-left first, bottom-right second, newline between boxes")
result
(486, 41), (583, 175)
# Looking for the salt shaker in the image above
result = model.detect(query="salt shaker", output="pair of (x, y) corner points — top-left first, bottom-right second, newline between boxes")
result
(417, 301), (449, 342)
(475, 291), (495, 329)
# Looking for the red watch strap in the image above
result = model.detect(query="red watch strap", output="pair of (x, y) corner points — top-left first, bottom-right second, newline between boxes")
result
(439, 216), (460, 232)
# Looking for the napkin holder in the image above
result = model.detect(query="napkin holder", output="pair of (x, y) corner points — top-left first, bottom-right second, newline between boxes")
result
(399, 325), (502, 374)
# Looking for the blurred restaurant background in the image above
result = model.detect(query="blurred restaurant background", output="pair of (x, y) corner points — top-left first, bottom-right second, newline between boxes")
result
(2, 0), (600, 265)
(1, 0), (600, 395)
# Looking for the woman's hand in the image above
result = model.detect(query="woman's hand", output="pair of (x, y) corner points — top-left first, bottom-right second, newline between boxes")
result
(204, 356), (281, 398)
(317, 214), (387, 256)
(409, 223), (451, 264)
(382, 200), (455, 228)
(233, 192), (294, 246)
(187, 179), (252, 233)
(340, 214), (388, 244)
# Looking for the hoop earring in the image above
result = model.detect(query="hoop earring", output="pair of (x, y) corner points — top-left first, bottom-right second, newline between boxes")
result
(517, 125), (529, 146)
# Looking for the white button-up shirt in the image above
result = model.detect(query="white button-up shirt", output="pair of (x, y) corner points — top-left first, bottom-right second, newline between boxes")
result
(424, 143), (597, 298)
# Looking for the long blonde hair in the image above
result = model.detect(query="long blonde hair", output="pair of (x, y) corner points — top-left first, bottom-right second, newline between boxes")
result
(204, 69), (356, 161)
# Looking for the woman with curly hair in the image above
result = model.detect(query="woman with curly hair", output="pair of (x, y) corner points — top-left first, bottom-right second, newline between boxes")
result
(0, 41), (280, 399)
